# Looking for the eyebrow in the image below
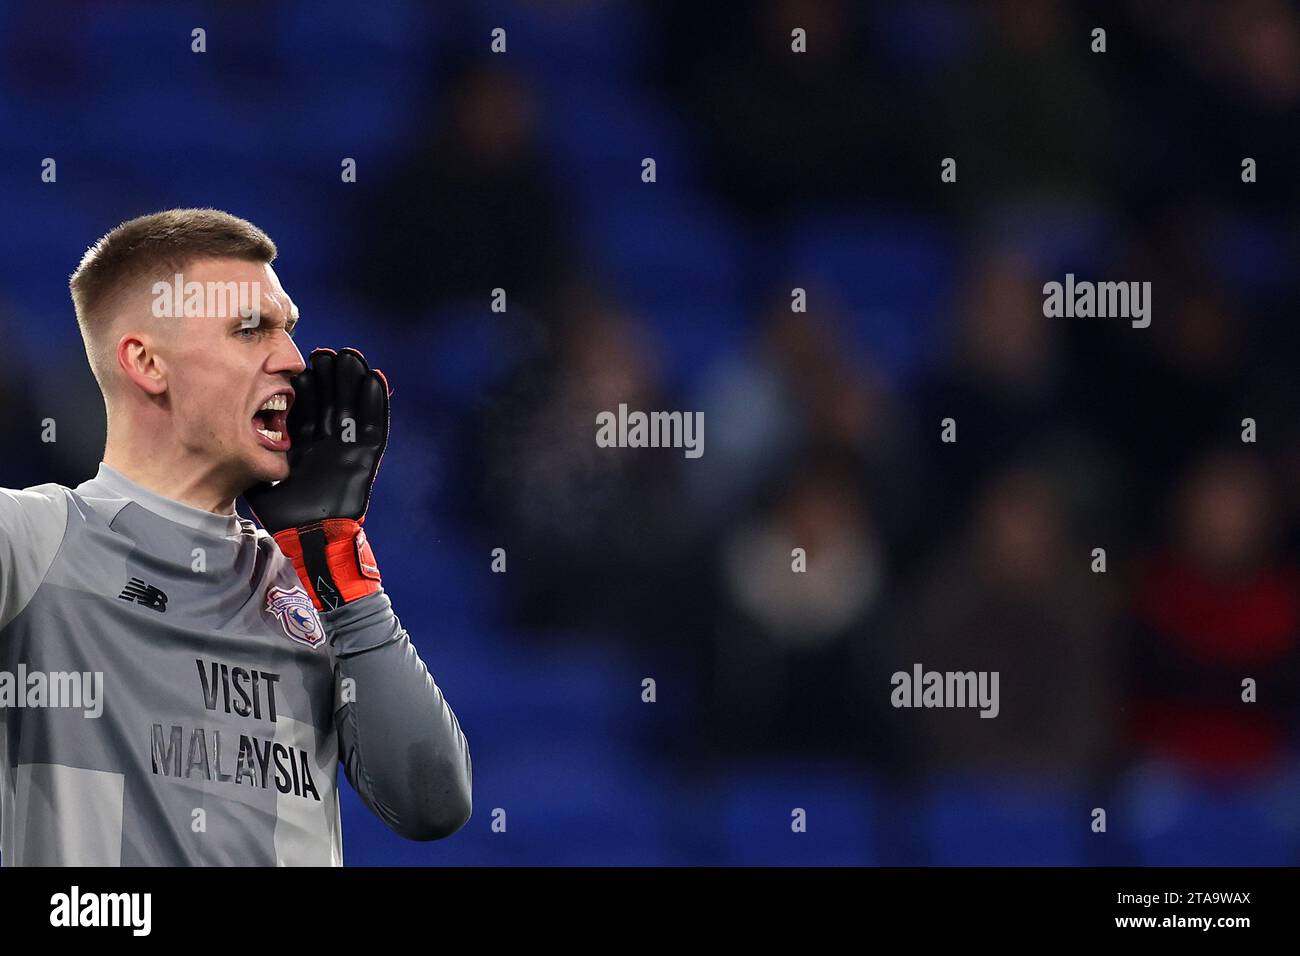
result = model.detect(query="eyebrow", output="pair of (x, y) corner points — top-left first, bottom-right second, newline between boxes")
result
(233, 311), (294, 330)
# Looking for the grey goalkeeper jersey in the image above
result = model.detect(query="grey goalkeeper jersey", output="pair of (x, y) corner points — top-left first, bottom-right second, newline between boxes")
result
(0, 463), (471, 866)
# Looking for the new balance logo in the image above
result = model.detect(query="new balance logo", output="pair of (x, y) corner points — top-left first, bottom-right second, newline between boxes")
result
(119, 578), (168, 613)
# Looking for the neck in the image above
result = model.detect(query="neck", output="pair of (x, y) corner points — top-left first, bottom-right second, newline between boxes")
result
(103, 413), (238, 516)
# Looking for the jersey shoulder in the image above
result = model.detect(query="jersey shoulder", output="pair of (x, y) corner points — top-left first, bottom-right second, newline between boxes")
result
(0, 482), (73, 629)
(0, 482), (72, 546)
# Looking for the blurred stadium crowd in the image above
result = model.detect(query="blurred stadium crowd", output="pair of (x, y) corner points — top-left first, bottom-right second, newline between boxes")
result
(1, 0), (1299, 864)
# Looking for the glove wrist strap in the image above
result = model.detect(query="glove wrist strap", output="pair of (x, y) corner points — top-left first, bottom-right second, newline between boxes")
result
(273, 519), (382, 611)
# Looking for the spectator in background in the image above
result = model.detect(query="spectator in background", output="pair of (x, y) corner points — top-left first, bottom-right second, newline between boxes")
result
(919, 247), (1077, 535)
(1069, 246), (1276, 530)
(1121, 0), (1300, 212)
(937, 0), (1112, 203)
(1128, 447), (1300, 777)
(479, 282), (704, 644)
(874, 461), (1119, 782)
(649, 0), (909, 224)
(691, 289), (929, 566)
(356, 62), (575, 319)
(699, 448), (887, 759)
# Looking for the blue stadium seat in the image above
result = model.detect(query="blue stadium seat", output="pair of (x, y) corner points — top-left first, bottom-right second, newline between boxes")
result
(335, 631), (662, 865)
(272, 0), (439, 71)
(279, 76), (418, 165)
(541, 81), (701, 203)
(1117, 766), (1300, 866)
(462, 637), (639, 736)
(475, 0), (650, 86)
(0, 189), (102, 361)
(981, 196), (1115, 278)
(697, 757), (878, 866)
(579, 195), (750, 387)
(371, 303), (534, 413)
(920, 776), (1090, 866)
(1209, 211), (1293, 298)
(80, 2), (209, 80)
(782, 211), (956, 388)
(444, 738), (675, 865)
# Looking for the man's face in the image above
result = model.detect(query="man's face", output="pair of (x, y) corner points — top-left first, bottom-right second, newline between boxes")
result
(156, 258), (305, 488)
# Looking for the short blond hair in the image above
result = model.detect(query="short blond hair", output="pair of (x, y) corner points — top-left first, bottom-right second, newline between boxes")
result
(69, 208), (277, 389)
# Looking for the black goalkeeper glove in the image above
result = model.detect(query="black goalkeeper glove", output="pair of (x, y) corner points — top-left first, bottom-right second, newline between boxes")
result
(244, 347), (391, 611)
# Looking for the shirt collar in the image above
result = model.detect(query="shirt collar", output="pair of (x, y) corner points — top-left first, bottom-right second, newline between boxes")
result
(86, 462), (247, 539)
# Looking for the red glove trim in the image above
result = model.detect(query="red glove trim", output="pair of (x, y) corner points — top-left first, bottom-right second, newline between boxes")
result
(273, 519), (382, 611)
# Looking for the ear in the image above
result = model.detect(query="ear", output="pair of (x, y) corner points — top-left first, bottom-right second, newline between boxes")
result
(116, 333), (168, 397)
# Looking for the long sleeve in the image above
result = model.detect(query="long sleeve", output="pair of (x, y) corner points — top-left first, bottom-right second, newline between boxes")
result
(0, 484), (69, 633)
(324, 589), (472, 841)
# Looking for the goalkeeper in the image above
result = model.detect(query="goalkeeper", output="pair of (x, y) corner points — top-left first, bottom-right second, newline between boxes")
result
(0, 208), (471, 865)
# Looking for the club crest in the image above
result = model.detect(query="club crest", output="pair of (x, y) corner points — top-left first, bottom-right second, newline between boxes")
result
(266, 585), (325, 648)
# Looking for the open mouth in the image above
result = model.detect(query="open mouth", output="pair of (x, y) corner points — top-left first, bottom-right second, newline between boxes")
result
(252, 391), (293, 451)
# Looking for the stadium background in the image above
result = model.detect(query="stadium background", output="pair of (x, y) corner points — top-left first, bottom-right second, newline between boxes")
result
(1, 0), (1299, 865)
